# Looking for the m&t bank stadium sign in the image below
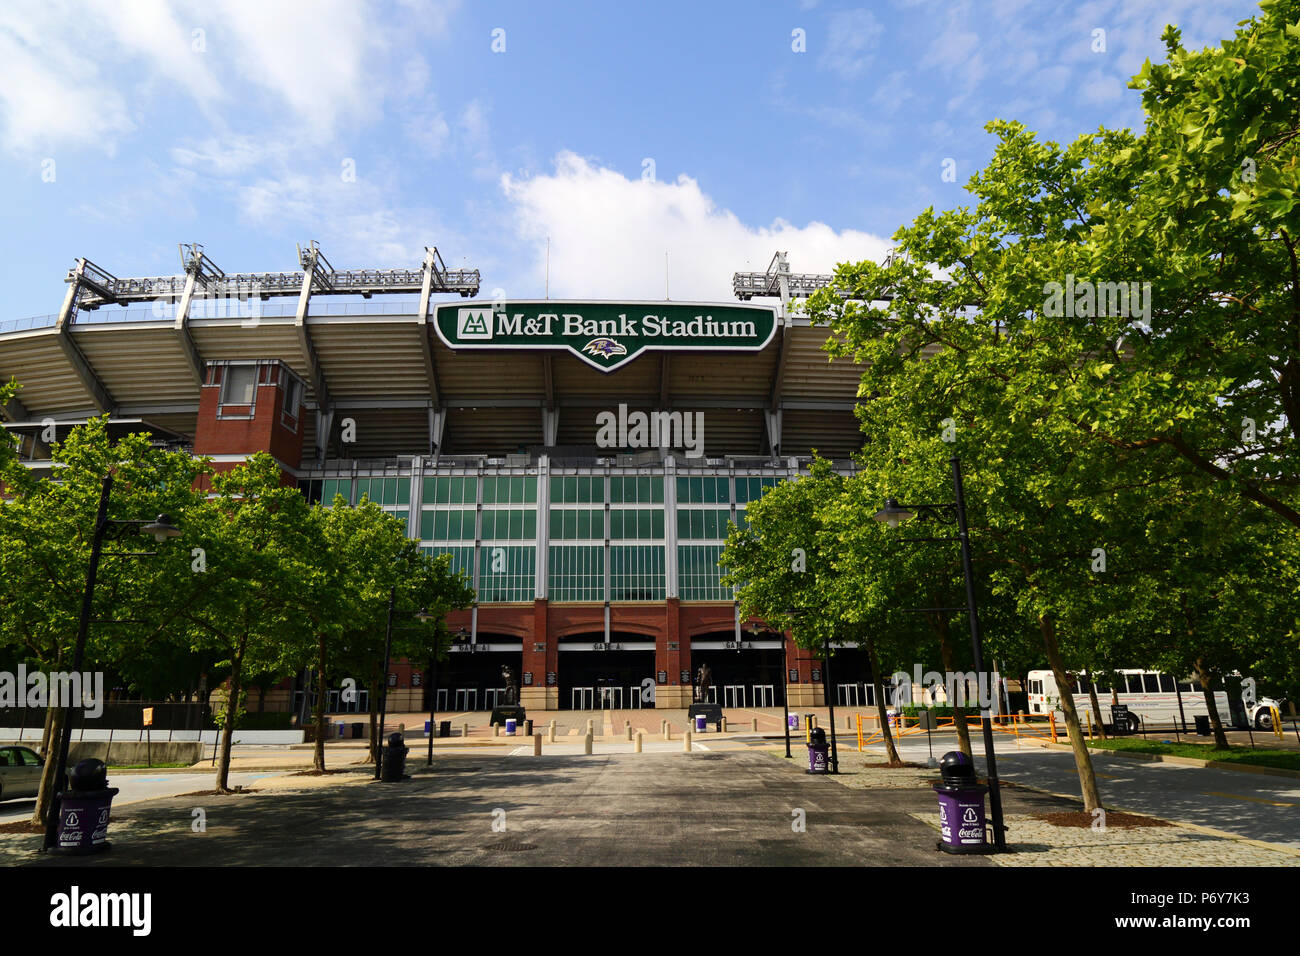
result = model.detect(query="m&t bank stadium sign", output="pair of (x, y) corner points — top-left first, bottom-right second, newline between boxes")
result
(433, 301), (778, 372)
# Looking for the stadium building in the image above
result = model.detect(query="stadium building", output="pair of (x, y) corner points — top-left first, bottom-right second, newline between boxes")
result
(0, 243), (873, 714)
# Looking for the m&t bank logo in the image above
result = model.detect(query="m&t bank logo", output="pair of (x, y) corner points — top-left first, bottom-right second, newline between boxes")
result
(457, 308), (494, 340)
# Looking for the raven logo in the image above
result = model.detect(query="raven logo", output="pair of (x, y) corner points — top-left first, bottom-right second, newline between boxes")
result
(582, 338), (627, 360)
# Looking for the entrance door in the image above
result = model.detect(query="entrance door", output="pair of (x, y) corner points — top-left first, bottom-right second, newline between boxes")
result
(598, 686), (623, 709)
(455, 688), (478, 711)
(837, 684), (859, 706)
(723, 685), (746, 707)
(435, 688), (448, 712)
(572, 687), (594, 710)
(752, 684), (774, 706)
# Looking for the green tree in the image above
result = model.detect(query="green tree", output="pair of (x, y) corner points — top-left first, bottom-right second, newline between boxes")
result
(0, 417), (207, 826)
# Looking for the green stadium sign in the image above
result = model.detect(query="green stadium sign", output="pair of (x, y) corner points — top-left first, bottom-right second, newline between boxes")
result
(433, 300), (778, 372)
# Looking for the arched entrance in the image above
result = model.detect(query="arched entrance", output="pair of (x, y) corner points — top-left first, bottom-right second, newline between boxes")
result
(690, 630), (786, 707)
(428, 635), (523, 711)
(558, 632), (657, 709)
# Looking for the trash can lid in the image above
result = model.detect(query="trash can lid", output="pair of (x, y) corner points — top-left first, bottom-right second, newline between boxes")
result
(939, 751), (974, 775)
(809, 727), (827, 744)
(388, 732), (404, 746)
(69, 758), (108, 790)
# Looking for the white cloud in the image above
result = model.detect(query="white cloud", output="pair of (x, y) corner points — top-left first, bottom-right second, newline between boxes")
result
(0, 0), (457, 156)
(820, 9), (885, 81)
(500, 152), (891, 301)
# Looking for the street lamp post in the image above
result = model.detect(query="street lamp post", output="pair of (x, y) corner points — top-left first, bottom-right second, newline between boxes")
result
(872, 454), (1006, 851)
(374, 586), (397, 781)
(823, 643), (840, 774)
(781, 634), (792, 758)
(415, 608), (438, 769)
(42, 474), (180, 852)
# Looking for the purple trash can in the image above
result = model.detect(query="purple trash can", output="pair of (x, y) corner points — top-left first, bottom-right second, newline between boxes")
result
(806, 742), (829, 773)
(933, 751), (990, 853)
(788, 714), (799, 730)
(694, 714), (707, 732)
(53, 759), (118, 855)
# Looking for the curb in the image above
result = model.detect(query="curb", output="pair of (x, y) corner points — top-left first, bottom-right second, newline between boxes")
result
(992, 777), (1300, 860)
(1015, 736), (1300, 780)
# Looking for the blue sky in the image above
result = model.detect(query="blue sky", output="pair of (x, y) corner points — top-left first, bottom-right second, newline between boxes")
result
(0, 0), (1262, 320)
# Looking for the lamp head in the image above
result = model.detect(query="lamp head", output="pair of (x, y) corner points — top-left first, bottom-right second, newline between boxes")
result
(872, 498), (913, 529)
(142, 514), (181, 542)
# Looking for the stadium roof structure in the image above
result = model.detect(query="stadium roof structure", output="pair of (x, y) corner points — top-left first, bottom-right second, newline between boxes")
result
(0, 245), (867, 463)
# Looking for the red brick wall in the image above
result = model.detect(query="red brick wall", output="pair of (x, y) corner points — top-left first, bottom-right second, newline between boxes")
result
(193, 363), (304, 468)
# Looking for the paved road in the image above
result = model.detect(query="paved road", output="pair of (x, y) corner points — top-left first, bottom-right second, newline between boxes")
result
(870, 735), (1300, 848)
(24, 752), (996, 867)
(0, 771), (283, 824)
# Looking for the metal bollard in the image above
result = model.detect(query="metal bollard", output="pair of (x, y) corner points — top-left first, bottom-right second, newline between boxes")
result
(533, 733), (542, 756)
(583, 732), (593, 755)
(634, 731), (643, 753)
(684, 730), (693, 752)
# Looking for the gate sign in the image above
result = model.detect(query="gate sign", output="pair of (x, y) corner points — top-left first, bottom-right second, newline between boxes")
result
(142, 707), (154, 727)
(435, 301), (779, 373)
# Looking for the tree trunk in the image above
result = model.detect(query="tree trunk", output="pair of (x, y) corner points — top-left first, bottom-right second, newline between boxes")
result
(38, 703), (56, 759)
(1194, 660), (1231, 750)
(864, 635), (902, 766)
(215, 635), (246, 793)
(30, 704), (66, 827)
(1039, 615), (1102, 812)
(367, 679), (379, 765)
(936, 619), (973, 759)
(313, 635), (328, 772)
(1087, 680), (1107, 740)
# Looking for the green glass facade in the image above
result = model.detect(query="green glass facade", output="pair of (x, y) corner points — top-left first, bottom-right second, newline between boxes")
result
(310, 465), (793, 604)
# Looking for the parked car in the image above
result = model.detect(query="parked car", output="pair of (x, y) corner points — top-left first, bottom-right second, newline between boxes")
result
(0, 746), (44, 802)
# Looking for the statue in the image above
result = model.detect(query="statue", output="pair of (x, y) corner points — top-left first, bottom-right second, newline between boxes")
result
(694, 662), (712, 703)
(502, 665), (518, 705)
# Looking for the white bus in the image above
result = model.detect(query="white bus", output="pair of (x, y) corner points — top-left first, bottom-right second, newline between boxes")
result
(1026, 669), (1283, 732)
